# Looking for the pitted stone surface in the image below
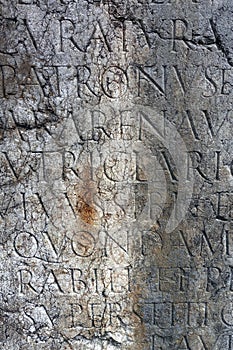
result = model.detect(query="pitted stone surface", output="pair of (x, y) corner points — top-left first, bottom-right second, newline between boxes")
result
(0, 1), (233, 349)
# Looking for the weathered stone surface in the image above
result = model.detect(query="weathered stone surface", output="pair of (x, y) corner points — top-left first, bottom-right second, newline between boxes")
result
(0, 0), (233, 349)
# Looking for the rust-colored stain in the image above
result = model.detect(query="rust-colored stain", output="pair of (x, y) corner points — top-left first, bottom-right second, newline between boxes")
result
(76, 194), (98, 225)
(129, 285), (147, 350)
(74, 165), (98, 225)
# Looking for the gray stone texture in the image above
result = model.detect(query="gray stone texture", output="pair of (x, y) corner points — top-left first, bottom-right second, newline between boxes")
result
(0, 0), (233, 349)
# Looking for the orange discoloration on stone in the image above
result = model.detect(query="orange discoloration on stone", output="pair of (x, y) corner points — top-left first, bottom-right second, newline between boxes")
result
(129, 286), (147, 350)
(75, 165), (99, 226)
(76, 194), (98, 225)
